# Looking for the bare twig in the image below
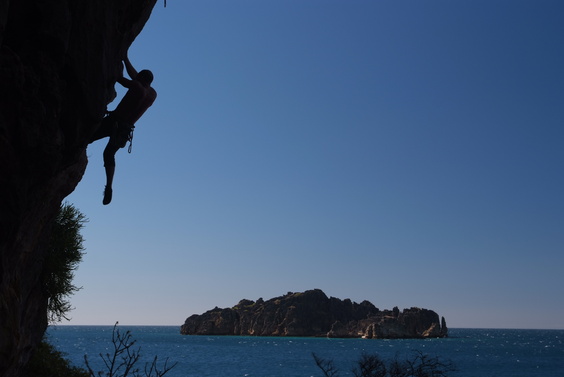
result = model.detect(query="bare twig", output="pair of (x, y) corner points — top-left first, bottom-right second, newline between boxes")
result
(313, 350), (455, 377)
(84, 323), (176, 377)
(313, 352), (340, 377)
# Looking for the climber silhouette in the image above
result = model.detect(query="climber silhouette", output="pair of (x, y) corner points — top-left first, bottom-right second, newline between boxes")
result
(90, 53), (157, 205)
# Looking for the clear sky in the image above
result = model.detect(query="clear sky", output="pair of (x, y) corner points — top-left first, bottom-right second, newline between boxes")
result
(65, 0), (564, 329)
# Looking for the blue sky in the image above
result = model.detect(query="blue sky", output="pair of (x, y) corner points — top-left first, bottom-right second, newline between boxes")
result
(66, 0), (563, 329)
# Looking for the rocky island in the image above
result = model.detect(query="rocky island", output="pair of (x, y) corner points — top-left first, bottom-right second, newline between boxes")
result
(180, 289), (448, 339)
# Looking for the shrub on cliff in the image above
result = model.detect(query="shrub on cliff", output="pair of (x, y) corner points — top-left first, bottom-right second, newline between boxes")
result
(22, 203), (90, 376)
(44, 202), (87, 323)
(23, 340), (89, 377)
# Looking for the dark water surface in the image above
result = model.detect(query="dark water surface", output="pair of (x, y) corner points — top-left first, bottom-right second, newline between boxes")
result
(46, 326), (564, 377)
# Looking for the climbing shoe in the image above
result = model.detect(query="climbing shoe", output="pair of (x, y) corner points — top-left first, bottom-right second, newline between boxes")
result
(103, 186), (113, 205)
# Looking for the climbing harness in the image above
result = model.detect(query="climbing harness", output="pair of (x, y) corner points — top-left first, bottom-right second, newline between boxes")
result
(104, 111), (135, 153)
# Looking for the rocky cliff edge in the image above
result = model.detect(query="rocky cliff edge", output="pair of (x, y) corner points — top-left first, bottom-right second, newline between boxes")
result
(0, 2), (157, 376)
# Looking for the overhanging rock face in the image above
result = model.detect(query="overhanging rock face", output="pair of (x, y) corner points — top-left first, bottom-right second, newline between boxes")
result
(0, 1), (157, 375)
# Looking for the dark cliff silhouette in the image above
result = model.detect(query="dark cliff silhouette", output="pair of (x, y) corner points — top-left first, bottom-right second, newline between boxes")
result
(0, 1), (157, 376)
(181, 289), (448, 339)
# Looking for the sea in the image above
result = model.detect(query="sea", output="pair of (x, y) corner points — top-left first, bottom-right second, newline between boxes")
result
(45, 326), (564, 377)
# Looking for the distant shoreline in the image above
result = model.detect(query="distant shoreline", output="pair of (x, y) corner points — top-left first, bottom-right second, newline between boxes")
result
(51, 325), (564, 331)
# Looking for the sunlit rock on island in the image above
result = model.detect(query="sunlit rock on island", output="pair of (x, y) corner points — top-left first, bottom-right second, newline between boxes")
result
(180, 289), (448, 339)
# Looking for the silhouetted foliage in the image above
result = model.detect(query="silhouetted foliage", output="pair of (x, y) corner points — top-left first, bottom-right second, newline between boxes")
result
(314, 350), (456, 377)
(84, 323), (177, 377)
(402, 351), (456, 377)
(23, 202), (89, 375)
(352, 353), (387, 377)
(23, 339), (89, 377)
(44, 202), (87, 323)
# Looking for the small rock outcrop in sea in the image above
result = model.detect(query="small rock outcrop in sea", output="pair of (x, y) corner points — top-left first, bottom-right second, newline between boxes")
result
(180, 289), (448, 339)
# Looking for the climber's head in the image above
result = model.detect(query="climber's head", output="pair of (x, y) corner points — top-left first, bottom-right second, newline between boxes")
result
(137, 70), (154, 86)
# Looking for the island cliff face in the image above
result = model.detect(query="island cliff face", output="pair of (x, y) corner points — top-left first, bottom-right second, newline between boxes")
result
(0, 1), (157, 376)
(180, 289), (448, 339)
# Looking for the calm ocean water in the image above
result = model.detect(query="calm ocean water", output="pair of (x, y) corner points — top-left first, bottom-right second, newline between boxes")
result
(46, 326), (564, 377)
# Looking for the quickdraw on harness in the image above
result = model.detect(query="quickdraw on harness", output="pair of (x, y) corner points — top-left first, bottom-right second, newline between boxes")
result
(127, 126), (135, 153)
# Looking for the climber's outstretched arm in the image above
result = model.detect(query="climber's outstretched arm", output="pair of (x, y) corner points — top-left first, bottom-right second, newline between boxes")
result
(117, 76), (134, 88)
(123, 53), (139, 80)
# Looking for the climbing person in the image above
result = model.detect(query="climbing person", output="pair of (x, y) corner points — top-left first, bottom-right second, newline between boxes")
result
(90, 53), (157, 205)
